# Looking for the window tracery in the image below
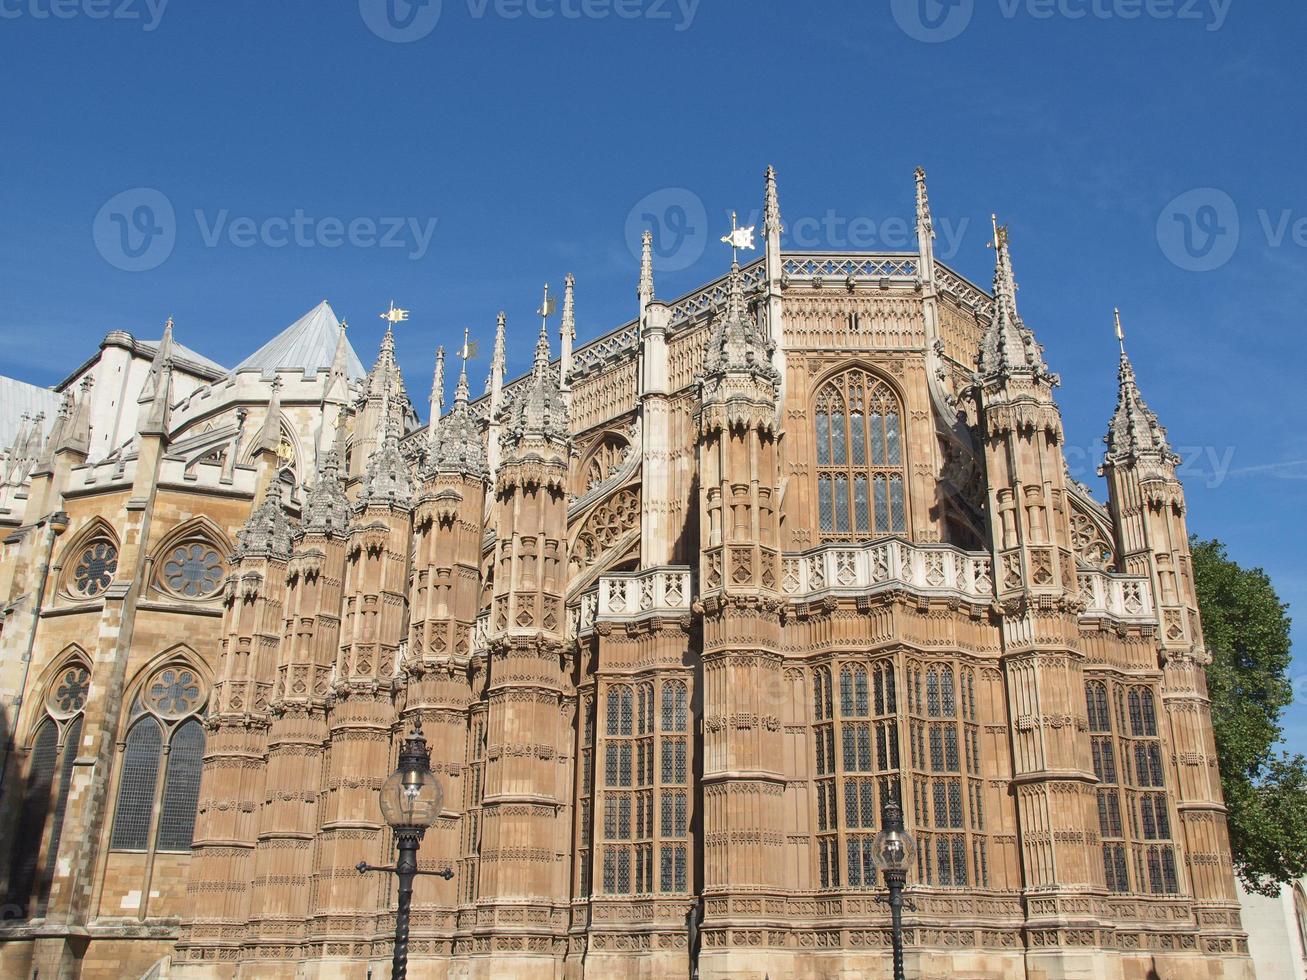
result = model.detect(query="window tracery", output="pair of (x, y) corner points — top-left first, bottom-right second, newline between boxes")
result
(159, 542), (225, 599)
(110, 663), (208, 854)
(600, 678), (689, 895)
(813, 369), (907, 539)
(1085, 678), (1178, 894)
(71, 539), (118, 598)
(7, 657), (90, 917)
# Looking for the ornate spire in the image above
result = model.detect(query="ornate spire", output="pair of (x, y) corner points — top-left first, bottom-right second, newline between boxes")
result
(764, 165), (783, 239)
(138, 317), (175, 436)
(1105, 309), (1178, 470)
(499, 291), (569, 452)
(426, 332), (488, 480)
(301, 426), (352, 536)
(977, 216), (1053, 384)
(560, 274), (576, 396)
(487, 311), (507, 401)
(361, 386), (414, 508)
(914, 167), (934, 241)
(429, 345), (446, 453)
(256, 376), (285, 454)
(639, 230), (655, 310)
(703, 213), (778, 384)
(325, 318), (352, 404)
(236, 481), (294, 560)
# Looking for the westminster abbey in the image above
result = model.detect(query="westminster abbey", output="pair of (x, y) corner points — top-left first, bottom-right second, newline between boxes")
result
(0, 169), (1252, 978)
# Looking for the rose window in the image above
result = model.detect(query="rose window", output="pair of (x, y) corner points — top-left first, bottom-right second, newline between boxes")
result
(73, 542), (118, 597)
(146, 668), (203, 717)
(50, 665), (91, 714)
(162, 543), (225, 598)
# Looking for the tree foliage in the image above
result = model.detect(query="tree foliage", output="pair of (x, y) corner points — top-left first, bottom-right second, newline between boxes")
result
(1191, 537), (1307, 894)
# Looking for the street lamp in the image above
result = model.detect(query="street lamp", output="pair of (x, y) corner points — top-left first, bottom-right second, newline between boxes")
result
(872, 795), (917, 980)
(357, 717), (453, 980)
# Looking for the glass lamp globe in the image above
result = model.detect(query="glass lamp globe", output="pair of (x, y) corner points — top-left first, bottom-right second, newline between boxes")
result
(378, 732), (443, 830)
(872, 800), (916, 874)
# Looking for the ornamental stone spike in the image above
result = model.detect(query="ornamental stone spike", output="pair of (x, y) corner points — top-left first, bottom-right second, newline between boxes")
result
(236, 479), (294, 560)
(639, 229), (655, 315)
(1105, 308), (1178, 469)
(560, 274), (576, 397)
(977, 215), (1052, 385)
(764, 164), (783, 239)
(426, 339), (488, 481)
(429, 346), (445, 453)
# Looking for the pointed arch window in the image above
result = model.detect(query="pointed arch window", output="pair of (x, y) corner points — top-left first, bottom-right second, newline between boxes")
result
(814, 370), (907, 539)
(109, 664), (208, 854)
(5, 659), (90, 917)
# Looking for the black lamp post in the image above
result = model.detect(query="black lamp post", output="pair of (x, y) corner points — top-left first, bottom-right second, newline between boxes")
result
(356, 718), (453, 980)
(872, 796), (917, 980)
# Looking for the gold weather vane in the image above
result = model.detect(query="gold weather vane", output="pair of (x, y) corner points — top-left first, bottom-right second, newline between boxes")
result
(987, 214), (1009, 251)
(459, 327), (478, 362)
(537, 283), (556, 332)
(720, 211), (756, 263)
(380, 300), (410, 325)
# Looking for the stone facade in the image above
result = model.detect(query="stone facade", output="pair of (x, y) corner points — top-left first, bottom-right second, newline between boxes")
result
(0, 168), (1252, 979)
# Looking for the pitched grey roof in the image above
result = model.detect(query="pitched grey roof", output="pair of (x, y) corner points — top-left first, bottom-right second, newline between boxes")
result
(0, 375), (61, 449)
(233, 301), (366, 380)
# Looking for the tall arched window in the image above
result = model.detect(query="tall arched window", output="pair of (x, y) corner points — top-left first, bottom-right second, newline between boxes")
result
(110, 664), (207, 854)
(814, 369), (907, 539)
(5, 660), (90, 917)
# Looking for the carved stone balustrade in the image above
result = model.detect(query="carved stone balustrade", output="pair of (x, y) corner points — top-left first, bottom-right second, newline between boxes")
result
(596, 566), (693, 624)
(779, 537), (993, 606)
(1077, 569), (1155, 622)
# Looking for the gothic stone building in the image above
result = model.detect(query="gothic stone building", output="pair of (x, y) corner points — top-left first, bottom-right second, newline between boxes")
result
(0, 169), (1251, 979)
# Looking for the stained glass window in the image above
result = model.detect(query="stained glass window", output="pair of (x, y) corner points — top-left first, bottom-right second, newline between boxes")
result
(72, 541), (118, 597)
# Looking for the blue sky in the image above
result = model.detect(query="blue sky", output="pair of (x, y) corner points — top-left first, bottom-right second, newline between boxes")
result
(1, 0), (1303, 748)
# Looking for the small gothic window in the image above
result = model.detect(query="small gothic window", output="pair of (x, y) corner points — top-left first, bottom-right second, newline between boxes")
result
(814, 369), (907, 540)
(72, 540), (118, 597)
(161, 543), (224, 598)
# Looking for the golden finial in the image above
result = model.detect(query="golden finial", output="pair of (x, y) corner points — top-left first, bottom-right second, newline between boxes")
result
(1114, 308), (1126, 354)
(380, 300), (410, 325)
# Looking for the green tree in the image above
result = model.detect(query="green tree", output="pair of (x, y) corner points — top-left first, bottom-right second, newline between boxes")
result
(1191, 537), (1307, 895)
